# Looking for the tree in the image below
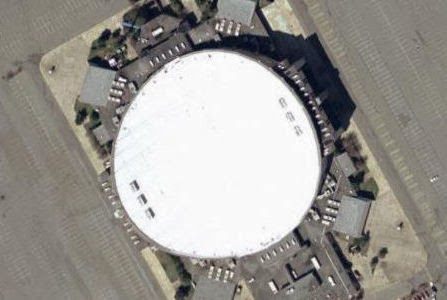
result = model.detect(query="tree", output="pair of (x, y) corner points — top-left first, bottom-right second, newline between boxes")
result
(378, 247), (388, 259)
(99, 29), (112, 41)
(75, 108), (88, 125)
(112, 28), (121, 38)
(175, 285), (191, 300)
(370, 256), (379, 274)
(90, 110), (100, 122)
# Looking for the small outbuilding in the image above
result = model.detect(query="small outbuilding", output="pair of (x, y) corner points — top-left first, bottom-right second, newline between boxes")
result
(92, 124), (112, 146)
(80, 65), (116, 107)
(334, 152), (357, 178)
(192, 276), (236, 300)
(333, 195), (371, 238)
(139, 14), (183, 48)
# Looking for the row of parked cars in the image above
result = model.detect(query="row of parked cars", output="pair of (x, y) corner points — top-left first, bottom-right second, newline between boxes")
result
(207, 265), (234, 283)
(259, 236), (299, 264)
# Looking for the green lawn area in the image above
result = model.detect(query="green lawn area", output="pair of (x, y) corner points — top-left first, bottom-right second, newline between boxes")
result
(155, 251), (180, 283)
(360, 177), (379, 199)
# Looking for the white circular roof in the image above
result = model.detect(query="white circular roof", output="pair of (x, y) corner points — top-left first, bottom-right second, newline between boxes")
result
(113, 50), (321, 258)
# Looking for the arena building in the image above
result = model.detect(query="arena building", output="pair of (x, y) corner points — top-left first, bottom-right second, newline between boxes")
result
(112, 50), (322, 258)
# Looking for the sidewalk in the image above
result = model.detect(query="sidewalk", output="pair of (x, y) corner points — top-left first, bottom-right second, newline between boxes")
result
(344, 121), (427, 293)
(40, 10), (129, 174)
(141, 247), (177, 299)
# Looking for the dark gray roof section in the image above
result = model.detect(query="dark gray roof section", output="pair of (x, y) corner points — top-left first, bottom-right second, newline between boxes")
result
(333, 195), (371, 238)
(216, 0), (257, 26)
(294, 270), (320, 291)
(80, 66), (116, 107)
(335, 152), (357, 177)
(187, 22), (221, 45)
(92, 124), (112, 146)
(120, 34), (192, 87)
(138, 14), (182, 49)
(192, 276), (236, 300)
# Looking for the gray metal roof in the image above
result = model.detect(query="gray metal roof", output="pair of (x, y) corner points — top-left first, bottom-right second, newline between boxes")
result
(217, 0), (257, 26)
(80, 66), (116, 107)
(92, 124), (112, 146)
(335, 152), (357, 177)
(192, 276), (236, 300)
(333, 195), (371, 238)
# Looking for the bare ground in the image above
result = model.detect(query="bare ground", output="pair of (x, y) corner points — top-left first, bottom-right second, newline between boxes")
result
(343, 121), (427, 292)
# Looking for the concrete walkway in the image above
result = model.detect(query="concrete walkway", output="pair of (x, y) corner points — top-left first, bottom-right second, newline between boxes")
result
(40, 10), (129, 174)
(141, 248), (177, 300)
(344, 122), (427, 296)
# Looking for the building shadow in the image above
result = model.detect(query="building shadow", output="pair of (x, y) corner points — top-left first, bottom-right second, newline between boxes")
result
(204, 26), (356, 137)
(268, 31), (356, 135)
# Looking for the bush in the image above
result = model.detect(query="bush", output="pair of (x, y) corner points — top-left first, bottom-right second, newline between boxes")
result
(112, 28), (121, 38)
(169, 0), (184, 16)
(359, 178), (379, 199)
(370, 256), (379, 274)
(378, 247), (388, 259)
(90, 110), (100, 122)
(99, 29), (112, 41)
(175, 285), (191, 300)
(75, 108), (88, 125)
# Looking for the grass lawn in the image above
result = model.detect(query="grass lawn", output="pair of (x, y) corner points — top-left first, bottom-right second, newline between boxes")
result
(155, 251), (180, 283)
(360, 177), (379, 199)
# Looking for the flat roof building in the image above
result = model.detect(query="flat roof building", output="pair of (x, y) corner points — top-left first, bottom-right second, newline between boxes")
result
(92, 124), (112, 146)
(333, 195), (371, 238)
(80, 65), (116, 107)
(187, 22), (221, 46)
(113, 50), (322, 258)
(334, 152), (357, 178)
(138, 14), (182, 50)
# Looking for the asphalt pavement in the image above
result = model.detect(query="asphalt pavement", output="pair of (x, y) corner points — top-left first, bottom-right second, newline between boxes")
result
(0, 0), (165, 299)
(288, 0), (447, 295)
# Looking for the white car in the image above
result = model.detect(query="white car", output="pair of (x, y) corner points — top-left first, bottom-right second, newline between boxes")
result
(234, 23), (241, 36)
(327, 199), (340, 207)
(208, 265), (214, 279)
(430, 175), (439, 183)
(227, 21), (234, 35)
(322, 220), (331, 226)
(327, 275), (336, 287)
(223, 270), (230, 282)
(216, 267), (222, 280)
(325, 207), (338, 215)
(285, 286), (295, 295)
(323, 215), (336, 222)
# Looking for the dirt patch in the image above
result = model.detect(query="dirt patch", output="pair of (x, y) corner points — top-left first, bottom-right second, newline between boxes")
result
(342, 121), (427, 292)
(40, 10), (128, 174)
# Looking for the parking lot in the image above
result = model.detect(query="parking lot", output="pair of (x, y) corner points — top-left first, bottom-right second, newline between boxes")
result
(0, 0), (166, 299)
(285, 0), (447, 297)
